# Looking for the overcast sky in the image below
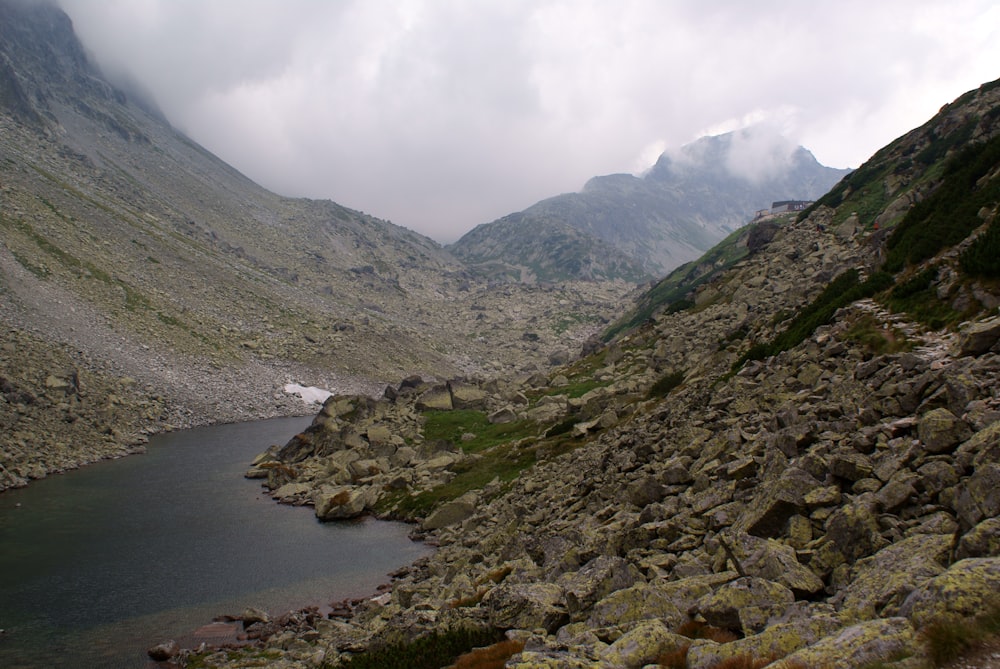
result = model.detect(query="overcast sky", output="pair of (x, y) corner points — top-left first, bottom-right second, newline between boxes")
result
(58, 0), (999, 243)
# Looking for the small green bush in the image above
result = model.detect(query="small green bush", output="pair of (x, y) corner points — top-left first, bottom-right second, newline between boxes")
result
(647, 370), (685, 399)
(336, 627), (504, 669)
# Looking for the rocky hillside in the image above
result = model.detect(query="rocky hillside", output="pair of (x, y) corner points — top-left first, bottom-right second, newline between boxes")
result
(0, 0), (630, 490)
(181, 78), (1000, 669)
(450, 129), (849, 283)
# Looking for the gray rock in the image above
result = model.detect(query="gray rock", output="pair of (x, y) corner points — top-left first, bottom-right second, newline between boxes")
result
(483, 582), (567, 633)
(918, 407), (970, 453)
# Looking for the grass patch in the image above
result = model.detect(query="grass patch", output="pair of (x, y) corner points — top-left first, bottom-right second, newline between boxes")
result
(379, 442), (537, 519)
(336, 627), (504, 669)
(843, 313), (913, 355)
(421, 410), (537, 454)
(883, 265), (963, 329)
(921, 604), (1000, 667)
(647, 370), (685, 399)
(960, 218), (1000, 278)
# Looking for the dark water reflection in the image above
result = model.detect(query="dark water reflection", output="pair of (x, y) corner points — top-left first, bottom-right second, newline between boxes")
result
(0, 416), (432, 668)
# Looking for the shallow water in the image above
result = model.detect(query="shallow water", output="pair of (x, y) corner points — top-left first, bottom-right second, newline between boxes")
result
(0, 416), (432, 668)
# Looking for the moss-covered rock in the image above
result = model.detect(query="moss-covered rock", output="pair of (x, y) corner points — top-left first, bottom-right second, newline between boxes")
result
(773, 617), (917, 669)
(694, 576), (795, 634)
(482, 582), (567, 633)
(596, 619), (688, 668)
(585, 582), (684, 629)
(899, 557), (1000, 627)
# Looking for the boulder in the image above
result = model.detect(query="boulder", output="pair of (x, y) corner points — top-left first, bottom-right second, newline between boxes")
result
(415, 384), (453, 411)
(687, 615), (841, 669)
(774, 617), (916, 669)
(313, 486), (377, 520)
(724, 533), (825, 596)
(834, 533), (952, 620)
(147, 640), (180, 661)
(956, 518), (1000, 558)
(958, 315), (1000, 356)
(918, 407), (970, 453)
(556, 555), (638, 620)
(585, 581), (684, 629)
(899, 557), (1000, 627)
(694, 576), (795, 633)
(422, 492), (479, 530)
(482, 582), (567, 633)
(449, 380), (487, 410)
(823, 497), (887, 563)
(596, 619), (689, 669)
(953, 463), (1000, 527)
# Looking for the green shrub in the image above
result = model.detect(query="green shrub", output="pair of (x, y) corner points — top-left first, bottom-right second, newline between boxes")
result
(336, 627), (504, 669)
(960, 219), (1000, 278)
(647, 370), (685, 399)
(885, 135), (1000, 272)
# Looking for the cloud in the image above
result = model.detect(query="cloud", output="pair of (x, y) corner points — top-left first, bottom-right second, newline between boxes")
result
(57, 0), (1000, 242)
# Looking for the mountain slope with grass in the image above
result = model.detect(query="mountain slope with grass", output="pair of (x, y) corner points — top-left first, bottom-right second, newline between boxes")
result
(193, 77), (1000, 669)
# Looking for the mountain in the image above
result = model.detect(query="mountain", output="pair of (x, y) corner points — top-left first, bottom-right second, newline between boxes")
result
(203, 77), (1000, 668)
(0, 0), (627, 489)
(450, 129), (849, 282)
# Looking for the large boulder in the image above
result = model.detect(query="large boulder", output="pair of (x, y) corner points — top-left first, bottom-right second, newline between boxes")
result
(918, 407), (971, 454)
(899, 557), (1000, 627)
(585, 581), (684, 629)
(833, 533), (952, 620)
(596, 619), (689, 669)
(774, 617), (917, 669)
(415, 384), (453, 411)
(482, 582), (567, 632)
(694, 577), (795, 634)
(724, 533), (825, 596)
(556, 555), (638, 621)
(313, 486), (378, 520)
(687, 614), (841, 669)
(953, 463), (1000, 527)
(958, 315), (1000, 356)
(422, 492), (479, 530)
(449, 381), (487, 410)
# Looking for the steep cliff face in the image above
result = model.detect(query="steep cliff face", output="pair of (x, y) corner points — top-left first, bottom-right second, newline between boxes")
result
(451, 129), (849, 283)
(196, 78), (1000, 668)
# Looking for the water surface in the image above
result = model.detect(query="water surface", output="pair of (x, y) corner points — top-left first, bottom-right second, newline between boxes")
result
(0, 416), (431, 668)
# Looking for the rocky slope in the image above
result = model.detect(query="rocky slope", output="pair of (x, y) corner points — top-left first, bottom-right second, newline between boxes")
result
(180, 78), (1000, 669)
(0, 0), (631, 490)
(450, 129), (849, 282)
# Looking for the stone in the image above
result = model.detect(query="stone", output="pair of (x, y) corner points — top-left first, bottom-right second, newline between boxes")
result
(557, 555), (638, 620)
(774, 617), (916, 669)
(449, 381), (487, 410)
(147, 640), (180, 661)
(958, 315), (1000, 356)
(422, 492), (478, 530)
(687, 615), (841, 669)
(735, 470), (816, 539)
(953, 463), (1000, 527)
(956, 518), (1000, 559)
(900, 557), (1000, 627)
(415, 384), (453, 411)
(834, 533), (951, 620)
(483, 582), (567, 633)
(917, 408), (970, 453)
(596, 619), (688, 669)
(313, 486), (377, 520)
(725, 533), (825, 596)
(694, 576), (795, 633)
(241, 607), (270, 626)
(829, 451), (873, 482)
(586, 581), (684, 629)
(824, 498), (887, 563)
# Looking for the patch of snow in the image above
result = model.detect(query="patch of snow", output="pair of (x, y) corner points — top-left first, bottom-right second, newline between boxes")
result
(284, 383), (333, 405)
